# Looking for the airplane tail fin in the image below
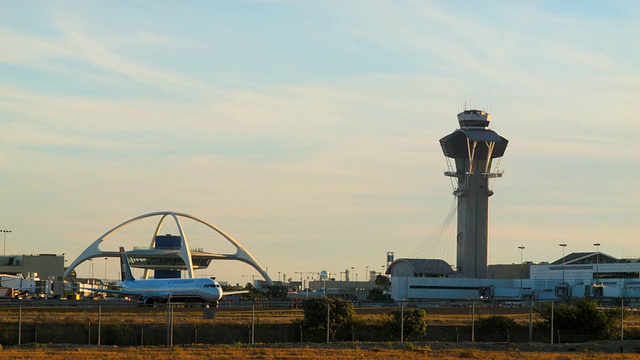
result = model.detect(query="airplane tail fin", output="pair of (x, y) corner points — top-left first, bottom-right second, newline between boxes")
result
(119, 247), (135, 282)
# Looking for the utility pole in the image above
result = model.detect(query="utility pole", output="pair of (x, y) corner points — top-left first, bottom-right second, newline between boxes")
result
(518, 246), (525, 298)
(1, 230), (11, 256)
(559, 243), (567, 283)
(550, 300), (554, 344)
(593, 243), (600, 285)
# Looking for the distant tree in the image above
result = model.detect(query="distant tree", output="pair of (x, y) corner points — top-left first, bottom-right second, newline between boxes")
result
(388, 307), (428, 340)
(244, 286), (266, 300)
(367, 286), (391, 301)
(302, 297), (355, 341)
(375, 275), (390, 290)
(223, 284), (243, 292)
(266, 285), (289, 299)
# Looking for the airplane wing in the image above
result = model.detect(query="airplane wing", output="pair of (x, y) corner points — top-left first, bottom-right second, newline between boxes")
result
(79, 286), (139, 297)
(80, 286), (172, 299)
(223, 290), (250, 296)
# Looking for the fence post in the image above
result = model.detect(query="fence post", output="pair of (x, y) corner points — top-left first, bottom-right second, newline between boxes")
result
(400, 300), (404, 343)
(550, 300), (554, 344)
(166, 301), (172, 346)
(326, 301), (330, 344)
(251, 303), (255, 344)
(471, 301), (475, 342)
(170, 304), (174, 346)
(18, 305), (22, 346)
(621, 298), (624, 341)
(528, 300), (533, 342)
(98, 305), (102, 346)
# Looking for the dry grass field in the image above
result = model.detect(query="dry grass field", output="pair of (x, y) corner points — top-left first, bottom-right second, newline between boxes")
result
(2, 305), (640, 358)
(0, 304), (549, 326)
(2, 342), (640, 360)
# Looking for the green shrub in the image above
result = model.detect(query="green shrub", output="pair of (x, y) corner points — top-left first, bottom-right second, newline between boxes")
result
(476, 315), (517, 334)
(536, 299), (629, 340)
(387, 307), (428, 340)
(301, 297), (355, 342)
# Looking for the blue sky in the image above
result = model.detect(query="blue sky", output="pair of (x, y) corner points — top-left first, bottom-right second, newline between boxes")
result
(1, 1), (639, 285)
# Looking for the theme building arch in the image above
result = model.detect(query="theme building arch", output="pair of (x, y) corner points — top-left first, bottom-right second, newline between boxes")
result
(64, 211), (273, 285)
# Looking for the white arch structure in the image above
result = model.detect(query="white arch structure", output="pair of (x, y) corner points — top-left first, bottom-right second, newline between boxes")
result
(64, 211), (273, 285)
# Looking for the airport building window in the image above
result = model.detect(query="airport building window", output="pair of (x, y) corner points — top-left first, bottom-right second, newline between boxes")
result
(594, 272), (640, 279)
(410, 285), (479, 290)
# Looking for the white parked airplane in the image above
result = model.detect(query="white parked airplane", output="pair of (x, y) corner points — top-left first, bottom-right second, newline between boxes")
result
(89, 247), (248, 307)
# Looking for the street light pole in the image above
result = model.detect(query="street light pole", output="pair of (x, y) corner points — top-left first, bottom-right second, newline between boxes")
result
(518, 246), (525, 298)
(365, 265), (369, 293)
(1, 230), (11, 256)
(104, 258), (108, 280)
(294, 271), (303, 293)
(593, 243), (601, 285)
(355, 273), (358, 299)
(559, 243), (567, 284)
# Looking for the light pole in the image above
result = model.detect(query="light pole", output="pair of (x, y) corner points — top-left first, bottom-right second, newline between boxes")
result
(350, 267), (354, 281)
(559, 243), (567, 284)
(365, 266), (369, 293)
(518, 246), (525, 298)
(306, 272), (310, 298)
(593, 243), (601, 285)
(90, 259), (94, 279)
(1, 230), (11, 256)
(104, 258), (108, 280)
(355, 273), (358, 300)
(295, 271), (303, 292)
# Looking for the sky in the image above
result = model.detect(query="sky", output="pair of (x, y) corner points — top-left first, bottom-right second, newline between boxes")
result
(1, 1), (639, 286)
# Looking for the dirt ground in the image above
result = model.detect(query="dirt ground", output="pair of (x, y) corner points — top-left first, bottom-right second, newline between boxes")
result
(423, 339), (640, 354)
(4, 339), (640, 355)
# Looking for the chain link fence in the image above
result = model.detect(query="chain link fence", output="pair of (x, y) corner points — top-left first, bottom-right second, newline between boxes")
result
(0, 298), (636, 346)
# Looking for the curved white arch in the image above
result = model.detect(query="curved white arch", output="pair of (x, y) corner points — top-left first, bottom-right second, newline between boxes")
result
(64, 211), (273, 285)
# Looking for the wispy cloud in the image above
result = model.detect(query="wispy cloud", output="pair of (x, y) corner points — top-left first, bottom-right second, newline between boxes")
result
(1, 1), (639, 283)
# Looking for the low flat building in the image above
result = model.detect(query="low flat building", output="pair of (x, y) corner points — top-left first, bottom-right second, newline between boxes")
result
(0, 254), (65, 296)
(389, 252), (640, 304)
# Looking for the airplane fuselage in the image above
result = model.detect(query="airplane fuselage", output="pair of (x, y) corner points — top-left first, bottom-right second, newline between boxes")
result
(118, 277), (223, 303)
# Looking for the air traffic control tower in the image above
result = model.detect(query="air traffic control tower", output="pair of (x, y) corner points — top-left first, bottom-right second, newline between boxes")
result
(440, 109), (508, 278)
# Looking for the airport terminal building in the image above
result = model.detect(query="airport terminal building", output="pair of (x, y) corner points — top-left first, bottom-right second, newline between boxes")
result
(389, 252), (640, 304)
